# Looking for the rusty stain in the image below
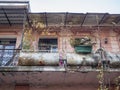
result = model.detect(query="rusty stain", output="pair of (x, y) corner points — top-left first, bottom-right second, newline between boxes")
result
(39, 61), (44, 65)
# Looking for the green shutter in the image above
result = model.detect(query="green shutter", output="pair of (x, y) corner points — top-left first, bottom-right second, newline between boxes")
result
(75, 45), (92, 53)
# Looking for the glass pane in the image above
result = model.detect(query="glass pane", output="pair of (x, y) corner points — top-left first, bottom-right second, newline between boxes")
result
(0, 38), (16, 66)
(51, 45), (58, 52)
(1, 45), (15, 66)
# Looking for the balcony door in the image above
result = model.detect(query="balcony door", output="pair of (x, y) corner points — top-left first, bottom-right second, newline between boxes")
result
(0, 38), (16, 66)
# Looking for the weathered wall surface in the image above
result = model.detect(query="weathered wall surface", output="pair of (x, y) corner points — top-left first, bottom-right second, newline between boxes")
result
(0, 84), (97, 90)
(0, 26), (23, 48)
(0, 69), (119, 90)
(31, 28), (120, 53)
(29, 85), (97, 90)
(0, 84), (117, 90)
(0, 84), (15, 90)
(1, 26), (119, 53)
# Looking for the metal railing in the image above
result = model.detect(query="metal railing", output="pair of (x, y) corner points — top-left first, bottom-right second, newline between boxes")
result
(38, 45), (58, 53)
(0, 49), (20, 66)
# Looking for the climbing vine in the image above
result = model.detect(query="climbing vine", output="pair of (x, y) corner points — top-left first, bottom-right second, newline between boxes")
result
(114, 76), (120, 90)
(22, 14), (45, 50)
(22, 28), (34, 50)
(97, 66), (108, 90)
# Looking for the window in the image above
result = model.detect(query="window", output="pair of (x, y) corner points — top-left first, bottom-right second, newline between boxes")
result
(39, 38), (58, 52)
(0, 38), (16, 66)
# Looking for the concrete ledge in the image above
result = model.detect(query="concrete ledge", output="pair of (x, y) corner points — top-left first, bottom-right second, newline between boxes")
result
(0, 66), (120, 72)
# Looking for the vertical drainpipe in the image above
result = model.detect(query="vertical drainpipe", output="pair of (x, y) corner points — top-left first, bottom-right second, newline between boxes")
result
(96, 15), (102, 49)
(96, 15), (103, 60)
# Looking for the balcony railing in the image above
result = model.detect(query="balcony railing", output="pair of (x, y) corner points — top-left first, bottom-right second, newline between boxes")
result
(0, 49), (20, 66)
(38, 45), (58, 53)
(0, 48), (120, 69)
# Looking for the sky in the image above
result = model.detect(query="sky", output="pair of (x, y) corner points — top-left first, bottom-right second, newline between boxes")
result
(29, 0), (120, 14)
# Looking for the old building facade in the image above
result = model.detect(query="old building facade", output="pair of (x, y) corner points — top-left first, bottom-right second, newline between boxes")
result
(0, 1), (120, 90)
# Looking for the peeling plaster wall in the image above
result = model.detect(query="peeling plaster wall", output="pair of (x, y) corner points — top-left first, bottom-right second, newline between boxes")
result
(0, 84), (15, 90)
(0, 84), (97, 90)
(32, 28), (120, 53)
(29, 85), (97, 90)
(95, 29), (120, 53)
(16, 30), (23, 48)
(0, 26), (23, 49)
(59, 36), (74, 53)
(109, 30), (120, 52)
(0, 71), (119, 90)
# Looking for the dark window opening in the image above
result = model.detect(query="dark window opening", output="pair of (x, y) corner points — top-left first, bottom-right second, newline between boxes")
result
(39, 38), (58, 52)
(0, 38), (16, 45)
(104, 38), (108, 44)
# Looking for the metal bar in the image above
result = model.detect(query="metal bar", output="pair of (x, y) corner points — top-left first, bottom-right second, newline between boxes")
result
(64, 12), (68, 27)
(114, 16), (120, 24)
(0, 49), (21, 50)
(46, 24), (120, 27)
(81, 13), (88, 26)
(20, 10), (26, 50)
(0, 1), (29, 4)
(0, 19), (24, 21)
(44, 12), (48, 27)
(2, 8), (11, 26)
(0, 8), (28, 10)
(0, 23), (23, 25)
(24, 9), (31, 27)
(5, 50), (20, 66)
(0, 66), (120, 72)
(0, 16), (24, 18)
(98, 13), (108, 25)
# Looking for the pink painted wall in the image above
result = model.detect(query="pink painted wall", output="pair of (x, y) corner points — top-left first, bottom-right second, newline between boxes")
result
(32, 28), (120, 53)
(0, 26), (23, 49)
(0, 26), (120, 53)
(0, 84), (98, 90)
(0, 84), (117, 90)
(30, 85), (97, 90)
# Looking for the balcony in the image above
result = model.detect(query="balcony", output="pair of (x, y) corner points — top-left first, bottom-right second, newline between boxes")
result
(0, 48), (120, 71)
(18, 49), (120, 69)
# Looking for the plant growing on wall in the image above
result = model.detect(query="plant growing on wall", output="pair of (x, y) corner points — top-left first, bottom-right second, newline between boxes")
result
(31, 19), (45, 30)
(23, 28), (34, 50)
(23, 14), (46, 50)
(70, 36), (95, 53)
(114, 76), (120, 90)
(70, 36), (93, 47)
(97, 66), (120, 90)
(97, 66), (109, 90)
